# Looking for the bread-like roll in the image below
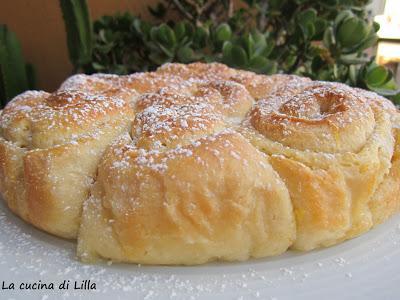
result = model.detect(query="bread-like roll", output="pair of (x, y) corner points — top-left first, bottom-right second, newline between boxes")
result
(240, 81), (398, 250)
(0, 87), (136, 238)
(77, 79), (296, 263)
(156, 62), (311, 99)
(0, 62), (399, 264)
(0, 70), (189, 238)
(78, 130), (295, 264)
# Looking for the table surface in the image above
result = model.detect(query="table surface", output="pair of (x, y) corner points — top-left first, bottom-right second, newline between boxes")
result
(1, 199), (400, 300)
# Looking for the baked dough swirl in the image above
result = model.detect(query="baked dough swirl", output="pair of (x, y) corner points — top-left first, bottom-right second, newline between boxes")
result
(0, 62), (399, 264)
(242, 81), (398, 250)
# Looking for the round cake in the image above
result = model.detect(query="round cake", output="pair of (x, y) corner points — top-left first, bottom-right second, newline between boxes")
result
(0, 62), (399, 265)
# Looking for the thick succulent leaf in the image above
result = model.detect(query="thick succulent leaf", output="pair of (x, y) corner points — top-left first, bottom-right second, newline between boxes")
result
(177, 45), (195, 63)
(153, 24), (176, 49)
(222, 41), (233, 61)
(390, 92), (400, 104)
(249, 56), (277, 74)
(193, 26), (208, 49)
(157, 42), (175, 58)
(249, 56), (268, 69)
(174, 22), (191, 42)
(0, 25), (29, 104)
(347, 31), (378, 53)
(215, 23), (232, 43)
(148, 51), (171, 65)
(252, 31), (267, 53)
(372, 21), (380, 33)
(323, 27), (336, 48)
(314, 18), (328, 38)
(59, 0), (93, 67)
(336, 17), (368, 48)
(242, 33), (255, 58)
(369, 87), (400, 97)
(365, 65), (389, 87)
(298, 8), (317, 25)
(339, 54), (369, 64)
(349, 64), (358, 85)
(334, 10), (354, 27)
(230, 45), (248, 66)
(92, 62), (106, 71)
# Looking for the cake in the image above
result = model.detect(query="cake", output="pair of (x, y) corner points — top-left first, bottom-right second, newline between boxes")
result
(0, 62), (399, 265)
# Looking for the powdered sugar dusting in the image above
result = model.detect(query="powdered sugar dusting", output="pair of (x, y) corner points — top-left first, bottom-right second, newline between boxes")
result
(1, 62), (400, 297)
(1, 199), (400, 299)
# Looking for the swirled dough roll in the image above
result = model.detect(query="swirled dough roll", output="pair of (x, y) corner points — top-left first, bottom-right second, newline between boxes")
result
(77, 80), (296, 264)
(0, 87), (137, 238)
(240, 81), (397, 250)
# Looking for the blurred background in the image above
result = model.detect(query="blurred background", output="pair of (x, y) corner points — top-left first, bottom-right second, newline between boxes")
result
(0, 0), (399, 105)
(0, 0), (158, 92)
(373, 0), (400, 78)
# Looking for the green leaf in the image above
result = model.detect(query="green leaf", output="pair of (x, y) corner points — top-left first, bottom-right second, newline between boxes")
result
(348, 31), (378, 53)
(148, 52), (171, 65)
(242, 33), (255, 58)
(314, 19), (328, 38)
(297, 8), (317, 40)
(323, 27), (335, 48)
(339, 54), (369, 64)
(215, 23), (232, 43)
(298, 8), (317, 25)
(334, 10), (354, 26)
(222, 41), (233, 62)
(373, 21), (380, 33)
(174, 22), (187, 41)
(222, 41), (249, 67)
(230, 45), (248, 66)
(349, 64), (358, 85)
(152, 24), (176, 49)
(249, 56), (268, 69)
(0, 25), (30, 105)
(365, 65), (389, 87)
(177, 45), (194, 63)
(157, 42), (175, 58)
(92, 62), (105, 71)
(390, 92), (400, 104)
(369, 87), (399, 97)
(252, 31), (266, 51)
(193, 26), (208, 49)
(284, 54), (297, 70)
(249, 56), (276, 74)
(336, 17), (368, 48)
(59, 0), (93, 68)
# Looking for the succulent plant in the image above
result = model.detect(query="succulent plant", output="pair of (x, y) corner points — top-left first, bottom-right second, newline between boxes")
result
(59, 0), (399, 102)
(222, 30), (276, 74)
(59, 0), (93, 72)
(0, 25), (36, 107)
(334, 10), (378, 53)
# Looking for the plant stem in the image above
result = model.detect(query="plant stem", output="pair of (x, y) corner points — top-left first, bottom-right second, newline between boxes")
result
(171, 0), (195, 22)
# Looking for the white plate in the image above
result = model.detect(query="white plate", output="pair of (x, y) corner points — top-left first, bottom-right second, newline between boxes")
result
(1, 199), (400, 300)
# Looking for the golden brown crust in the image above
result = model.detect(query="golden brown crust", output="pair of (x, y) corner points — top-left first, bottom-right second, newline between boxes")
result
(240, 80), (396, 250)
(156, 62), (311, 99)
(78, 131), (295, 264)
(0, 62), (399, 264)
(0, 83), (137, 237)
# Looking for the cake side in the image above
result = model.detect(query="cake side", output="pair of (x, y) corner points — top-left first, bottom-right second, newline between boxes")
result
(0, 62), (399, 264)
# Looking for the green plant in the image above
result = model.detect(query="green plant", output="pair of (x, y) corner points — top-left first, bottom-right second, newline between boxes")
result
(59, 0), (93, 72)
(60, 0), (400, 102)
(0, 24), (36, 107)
